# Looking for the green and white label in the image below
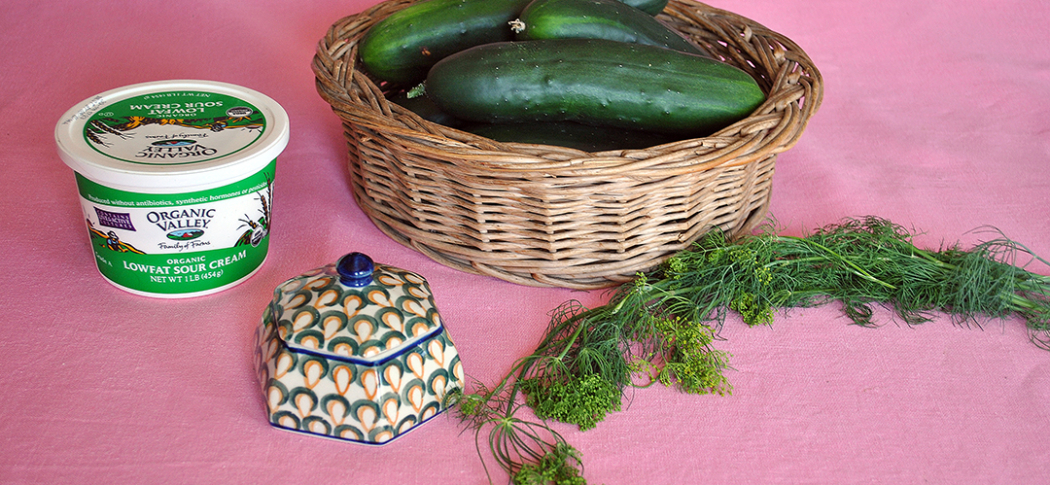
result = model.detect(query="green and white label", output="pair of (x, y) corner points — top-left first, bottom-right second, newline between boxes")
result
(75, 160), (276, 296)
(84, 90), (266, 165)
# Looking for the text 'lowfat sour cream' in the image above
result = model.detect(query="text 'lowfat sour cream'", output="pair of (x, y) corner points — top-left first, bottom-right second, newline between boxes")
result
(56, 80), (290, 298)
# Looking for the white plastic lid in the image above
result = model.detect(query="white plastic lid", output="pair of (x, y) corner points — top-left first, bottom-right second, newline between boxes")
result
(56, 80), (290, 194)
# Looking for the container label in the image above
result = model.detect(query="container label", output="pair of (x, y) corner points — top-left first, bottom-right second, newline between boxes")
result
(83, 90), (267, 165)
(75, 160), (276, 295)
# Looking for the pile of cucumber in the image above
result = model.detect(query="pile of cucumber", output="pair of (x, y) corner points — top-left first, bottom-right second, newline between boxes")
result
(358, 0), (767, 150)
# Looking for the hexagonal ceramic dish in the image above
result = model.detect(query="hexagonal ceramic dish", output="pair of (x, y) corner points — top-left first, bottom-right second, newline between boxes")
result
(254, 252), (464, 444)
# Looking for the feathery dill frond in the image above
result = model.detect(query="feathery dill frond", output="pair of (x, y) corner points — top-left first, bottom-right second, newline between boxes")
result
(453, 216), (1050, 483)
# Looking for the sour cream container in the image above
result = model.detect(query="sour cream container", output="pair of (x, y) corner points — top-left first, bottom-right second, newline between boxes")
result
(56, 80), (290, 298)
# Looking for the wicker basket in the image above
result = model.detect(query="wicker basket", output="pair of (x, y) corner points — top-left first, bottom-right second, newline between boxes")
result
(312, 0), (823, 289)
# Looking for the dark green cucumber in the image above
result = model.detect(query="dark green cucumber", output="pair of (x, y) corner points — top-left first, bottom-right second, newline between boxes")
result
(426, 39), (766, 136)
(514, 0), (706, 56)
(358, 0), (667, 85)
(359, 0), (533, 85)
(620, 0), (668, 15)
(464, 121), (677, 151)
(388, 90), (464, 127)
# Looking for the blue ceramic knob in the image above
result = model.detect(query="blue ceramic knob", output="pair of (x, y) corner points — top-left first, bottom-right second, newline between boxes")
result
(336, 252), (374, 287)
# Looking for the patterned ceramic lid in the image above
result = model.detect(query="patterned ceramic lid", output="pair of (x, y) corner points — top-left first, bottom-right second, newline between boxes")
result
(268, 253), (445, 364)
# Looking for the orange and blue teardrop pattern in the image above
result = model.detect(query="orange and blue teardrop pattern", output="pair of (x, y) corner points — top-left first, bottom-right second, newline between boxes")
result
(267, 263), (442, 358)
(254, 263), (464, 445)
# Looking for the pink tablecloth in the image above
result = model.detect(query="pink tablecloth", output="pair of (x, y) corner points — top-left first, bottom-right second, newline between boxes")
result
(1, 1), (1047, 483)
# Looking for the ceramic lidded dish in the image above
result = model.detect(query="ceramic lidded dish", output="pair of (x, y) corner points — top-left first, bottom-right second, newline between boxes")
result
(254, 252), (464, 444)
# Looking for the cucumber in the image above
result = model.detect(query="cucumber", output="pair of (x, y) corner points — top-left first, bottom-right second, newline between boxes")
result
(514, 0), (706, 57)
(359, 0), (533, 85)
(620, 0), (668, 15)
(464, 121), (677, 151)
(357, 0), (666, 86)
(425, 39), (766, 136)
(388, 90), (464, 127)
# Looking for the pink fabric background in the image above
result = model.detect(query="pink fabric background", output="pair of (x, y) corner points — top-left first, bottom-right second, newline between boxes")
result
(2, 0), (1048, 483)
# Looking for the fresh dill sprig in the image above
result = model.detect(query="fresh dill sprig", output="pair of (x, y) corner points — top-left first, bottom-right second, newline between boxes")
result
(748, 217), (1050, 346)
(453, 216), (1050, 483)
(613, 216), (1050, 346)
(451, 382), (584, 484)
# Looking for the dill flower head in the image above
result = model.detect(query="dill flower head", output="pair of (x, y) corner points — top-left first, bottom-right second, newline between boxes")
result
(520, 373), (622, 431)
(512, 442), (587, 485)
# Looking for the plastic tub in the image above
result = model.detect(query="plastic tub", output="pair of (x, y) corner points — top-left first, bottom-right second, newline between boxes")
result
(56, 80), (290, 298)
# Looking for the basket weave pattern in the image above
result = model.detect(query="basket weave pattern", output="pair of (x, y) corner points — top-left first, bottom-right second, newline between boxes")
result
(312, 0), (823, 289)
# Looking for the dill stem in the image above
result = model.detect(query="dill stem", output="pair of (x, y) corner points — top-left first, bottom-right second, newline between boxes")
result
(485, 358), (535, 413)
(500, 375), (527, 421)
(1025, 272), (1050, 285)
(556, 316), (589, 361)
(774, 235), (898, 290)
(909, 247), (951, 267)
(537, 304), (604, 351)
(764, 256), (828, 267)
(1009, 293), (1038, 312)
(1006, 292), (1050, 321)
(496, 312), (594, 419)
